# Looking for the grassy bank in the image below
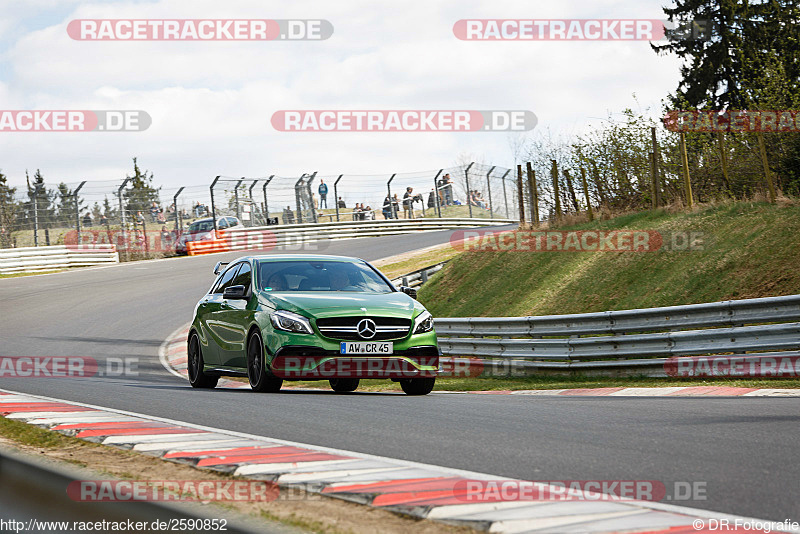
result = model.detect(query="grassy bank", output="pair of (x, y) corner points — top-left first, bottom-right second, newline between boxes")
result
(419, 201), (800, 317)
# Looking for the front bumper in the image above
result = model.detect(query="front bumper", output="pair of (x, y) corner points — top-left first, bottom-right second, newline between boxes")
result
(270, 345), (439, 379)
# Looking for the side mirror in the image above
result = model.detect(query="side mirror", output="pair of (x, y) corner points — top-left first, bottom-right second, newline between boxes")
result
(399, 286), (418, 299)
(223, 285), (249, 300)
(213, 261), (229, 275)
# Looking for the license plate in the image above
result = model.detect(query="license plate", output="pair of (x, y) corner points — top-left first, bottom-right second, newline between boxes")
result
(340, 342), (393, 354)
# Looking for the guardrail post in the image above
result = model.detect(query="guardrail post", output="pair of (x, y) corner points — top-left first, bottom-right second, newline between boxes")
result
(117, 178), (131, 259)
(73, 181), (86, 244)
(248, 179), (259, 226)
(210, 176), (220, 234)
(486, 166), (495, 219)
(333, 174), (343, 222)
(262, 175), (274, 222)
(173, 186), (185, 234)
(464, 162), (474, 218)
(387, 173), (397, 219)
(500, 169), (510, 218)
(516, 164), (525, 225)
(526, 163), (538, 226)
(432, 169), (443, 218)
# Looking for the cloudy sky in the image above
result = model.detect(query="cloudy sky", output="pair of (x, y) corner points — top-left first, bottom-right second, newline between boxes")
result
(0, 0), (684, 191)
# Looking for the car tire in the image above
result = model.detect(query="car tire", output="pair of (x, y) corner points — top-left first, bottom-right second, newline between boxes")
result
(329, 378), (359, 392)
(400, 377), (435, 396)
(247, 331), (283, 393)
(187, 332), (219, 389)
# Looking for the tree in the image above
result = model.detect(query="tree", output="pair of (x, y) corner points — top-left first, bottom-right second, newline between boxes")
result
(56, 182), (85, 228)
(22, 170), (56, 230)
(123, 157), (161, 220)
(0, 170), (18, 248)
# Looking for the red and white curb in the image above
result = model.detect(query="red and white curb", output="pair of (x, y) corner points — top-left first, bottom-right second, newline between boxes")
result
(160, 324), (800, 398)
(1, 388), (794, 533)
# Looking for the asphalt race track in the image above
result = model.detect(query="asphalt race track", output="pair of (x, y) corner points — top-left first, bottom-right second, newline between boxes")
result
(1, 229), (798, 523)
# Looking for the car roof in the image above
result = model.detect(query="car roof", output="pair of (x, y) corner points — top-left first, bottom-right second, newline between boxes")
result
(232, 254), (365, 264)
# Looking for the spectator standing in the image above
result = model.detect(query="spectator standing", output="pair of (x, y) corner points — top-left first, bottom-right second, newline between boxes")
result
(318, 180), (328, 209)
(403, 187), (415, 219)
(82, 212), (93, 227)
(364, 206), (375, 220)
(391, 194), (400, 218)
(338, 197), (346, 209)
(382, 195), (393, 219)
(150, 201), (159, 222)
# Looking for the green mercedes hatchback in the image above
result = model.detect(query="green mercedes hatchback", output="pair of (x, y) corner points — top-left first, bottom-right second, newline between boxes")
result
(188, 255), (439, 395)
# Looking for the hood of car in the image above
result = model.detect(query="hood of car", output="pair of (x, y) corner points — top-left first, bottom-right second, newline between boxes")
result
(259, 291), (418, 319)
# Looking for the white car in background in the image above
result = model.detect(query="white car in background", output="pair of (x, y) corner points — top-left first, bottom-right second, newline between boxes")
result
(175, 216), (240, 255)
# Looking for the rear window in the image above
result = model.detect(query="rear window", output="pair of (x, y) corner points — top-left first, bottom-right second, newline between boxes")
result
(257, 260), (393, 294)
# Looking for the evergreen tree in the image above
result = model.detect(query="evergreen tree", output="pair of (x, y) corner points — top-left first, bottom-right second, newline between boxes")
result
(22, 170), (57, 230)
(123, 157), (161, 220)
(0, 170), (18, 248)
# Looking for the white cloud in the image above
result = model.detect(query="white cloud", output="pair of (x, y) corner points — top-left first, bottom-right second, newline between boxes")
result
(1, 0), (684, 199)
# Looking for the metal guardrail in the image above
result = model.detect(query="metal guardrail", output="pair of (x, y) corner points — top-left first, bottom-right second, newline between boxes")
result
(390, 262), (448, 289)
(434, 295), (800, 375)
(0, 244), (119, 274)
(188, 218), (515, 255)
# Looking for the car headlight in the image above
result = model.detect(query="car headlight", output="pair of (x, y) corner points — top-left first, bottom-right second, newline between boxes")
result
(413, 310), (434, 334)
(270, 310), (313, 334)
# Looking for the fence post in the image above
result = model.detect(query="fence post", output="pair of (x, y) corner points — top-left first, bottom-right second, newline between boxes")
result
(651, 126), (662, 207)
(464, 162), (474, 218)
(248, 179), (259, 226)
(387, 174), (397, 219)
(526, 162), (538, 226)
(74, 181), (86, 244)
(173, 187), (184, 234)
(333, 174), (343, 222)
(118, 178), (131, 259)
(757, 132), (777, 203)
(500, 169), (510, 218)
(580, 167), (593, 221)
(210, 175), (220, 234)
(433, 169), (443, 218)
(716, 133), (732, 194)
(262, 175), (274, 222)
(551, 159), (562, 221)
(306, 171), (318, 223)
(679, 132), (694, 208)
(649, 152), (657, 209)
(294, 174), (307, 224)
(486, 166), (495, 219)
(516, 164), (526, 225)
(233, 178), (244, 222)
(32, 183), (40, 247)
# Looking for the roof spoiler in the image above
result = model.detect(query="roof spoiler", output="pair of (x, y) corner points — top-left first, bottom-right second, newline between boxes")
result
(213, 261), (229, 275)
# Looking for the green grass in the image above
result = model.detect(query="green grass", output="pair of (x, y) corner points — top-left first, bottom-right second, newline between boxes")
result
(419, 202), (800, 317)
(0, 270), (64, 279)
(0, 416), (85, 448)
(285, 376), (800, 392)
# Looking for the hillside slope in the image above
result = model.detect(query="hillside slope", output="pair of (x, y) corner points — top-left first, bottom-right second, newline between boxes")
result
(418, 202), (800, 317)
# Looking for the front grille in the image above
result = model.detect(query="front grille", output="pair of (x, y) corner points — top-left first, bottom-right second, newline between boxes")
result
(315, 316), (412, 341)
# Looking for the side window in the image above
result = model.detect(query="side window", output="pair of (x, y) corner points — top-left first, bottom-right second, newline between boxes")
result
(213, 264), (241, 294)
(218, 218), (229, 229)
(226, 217), (239, 227)
(232, 262), (252, 291)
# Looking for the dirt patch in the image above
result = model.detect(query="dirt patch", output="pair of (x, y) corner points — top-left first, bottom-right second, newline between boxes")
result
(0, 434), (475, 534)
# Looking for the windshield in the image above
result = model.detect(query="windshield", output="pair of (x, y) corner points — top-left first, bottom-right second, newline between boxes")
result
(188, 220), (214, 233)
(257, 260), (394, 294)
